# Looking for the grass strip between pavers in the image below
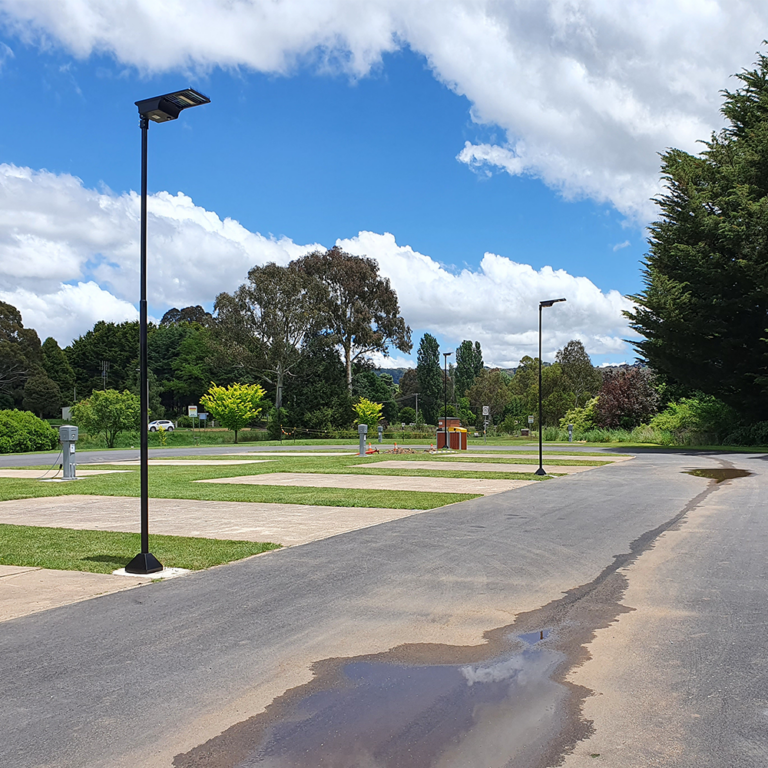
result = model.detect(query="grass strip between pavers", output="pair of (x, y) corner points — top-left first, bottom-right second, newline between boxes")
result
(0, 455), (487, 508)
(0, 524), (280, 574)
(0, 477), (479, 509)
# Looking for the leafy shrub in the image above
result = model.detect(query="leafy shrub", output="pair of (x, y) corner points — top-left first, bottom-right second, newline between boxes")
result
(501, 415), (520, 434)
(201, 382), (266, 443)
(560, 396), (599, 431)
(650, 395), (735, 443)
(266, 406), (288, 440)
(305, 407), (338, 435)
(353, 398), (383, 429)
(0, 409), (59, 454)
(724, 421), (768, 446)
(71, 389), (140, 448)
(399, 407), (416, 423)
(596, 368), (658, 428)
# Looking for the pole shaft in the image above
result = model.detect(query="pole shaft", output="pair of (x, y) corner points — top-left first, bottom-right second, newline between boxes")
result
(538, 303), (543, 473)
(139, 117), (149, 554)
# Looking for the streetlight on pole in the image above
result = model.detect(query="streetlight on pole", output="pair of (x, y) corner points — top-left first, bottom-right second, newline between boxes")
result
(125, 88), (210, 575)
(535, 298), (566, 476)
(442, 350), (452, 449)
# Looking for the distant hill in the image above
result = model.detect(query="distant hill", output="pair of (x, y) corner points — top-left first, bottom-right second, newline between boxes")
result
(378, 367), (409, 384)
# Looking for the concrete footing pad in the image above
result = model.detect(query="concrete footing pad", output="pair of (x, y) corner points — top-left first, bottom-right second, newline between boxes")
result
(112, 566), (190, 580)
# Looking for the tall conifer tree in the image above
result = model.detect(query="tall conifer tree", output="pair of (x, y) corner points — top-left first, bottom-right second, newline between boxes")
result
(628, 53), (768, 418)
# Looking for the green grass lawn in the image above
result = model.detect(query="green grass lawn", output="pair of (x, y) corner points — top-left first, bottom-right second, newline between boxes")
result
(0, 450), (621, 508)
(0, 524), (280, 574)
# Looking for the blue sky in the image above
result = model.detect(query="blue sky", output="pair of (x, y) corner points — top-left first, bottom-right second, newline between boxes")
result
(0, 1), (759, 368)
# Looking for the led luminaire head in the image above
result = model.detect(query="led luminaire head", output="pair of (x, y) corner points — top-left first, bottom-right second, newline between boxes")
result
(135, 88), (210, 122)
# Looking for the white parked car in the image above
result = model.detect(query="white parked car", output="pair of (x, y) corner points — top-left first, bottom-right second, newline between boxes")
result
(148, 419), (175, 432)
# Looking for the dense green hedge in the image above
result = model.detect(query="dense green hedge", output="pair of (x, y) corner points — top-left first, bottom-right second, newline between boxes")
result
(0, 410), (59, 454)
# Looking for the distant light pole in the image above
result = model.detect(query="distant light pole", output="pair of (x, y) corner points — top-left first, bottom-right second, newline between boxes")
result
(443, 351), (452, 449)
(125, 88), (210, 575)
(536, 299), (566, 476)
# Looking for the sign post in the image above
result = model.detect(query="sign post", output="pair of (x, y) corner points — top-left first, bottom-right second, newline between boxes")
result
(189, 405), (198, 441)
(482, 406), (489, 444)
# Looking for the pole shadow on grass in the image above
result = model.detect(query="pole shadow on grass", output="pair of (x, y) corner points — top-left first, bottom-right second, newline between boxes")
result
(80, 555), (132, 569)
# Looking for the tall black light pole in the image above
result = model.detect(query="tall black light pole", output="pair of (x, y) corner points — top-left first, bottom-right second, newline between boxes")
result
(125, 88), (210, 575)
(443, 351), (452, 449)
(535, 298), (566, 476)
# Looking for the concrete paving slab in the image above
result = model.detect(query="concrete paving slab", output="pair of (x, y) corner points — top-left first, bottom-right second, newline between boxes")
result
(104, 460), (273, 466)
(200, 472), (536, 495)
(223, 452), (356, 457)
(0, 565), (146, 622)
(0, 565), (37, 578)
(0, 469), (131, 478)
(355, 460), (597, 475)
(0, 494), (448, 622)
(0, 495), (432, 547)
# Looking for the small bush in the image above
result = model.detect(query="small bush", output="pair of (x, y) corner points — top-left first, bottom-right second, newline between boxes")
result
(651, 395), (735, 443)
(0, 409), (59, 454)
(399, 407), (416, 424)
(560, 396), (599, 431)
(724, 421), (768, 446)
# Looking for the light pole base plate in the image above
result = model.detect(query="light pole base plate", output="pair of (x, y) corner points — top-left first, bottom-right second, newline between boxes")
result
(534, 468), (548, 476)
(125, 552), (164, 574)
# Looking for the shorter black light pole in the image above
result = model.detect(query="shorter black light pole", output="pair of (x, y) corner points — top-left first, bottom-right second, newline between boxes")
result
(125, 88), (210, 576)
(443, 351), (452, 449)
(536, 298), (566, 476)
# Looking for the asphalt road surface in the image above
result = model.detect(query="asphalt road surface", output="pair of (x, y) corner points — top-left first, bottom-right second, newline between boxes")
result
(2, 447), (767, 767)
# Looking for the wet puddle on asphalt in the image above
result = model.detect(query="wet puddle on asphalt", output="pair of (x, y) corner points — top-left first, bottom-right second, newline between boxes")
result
(177, 466), (736, 768)
(177, 631), (568, 768)
(684, 468), (752, 483)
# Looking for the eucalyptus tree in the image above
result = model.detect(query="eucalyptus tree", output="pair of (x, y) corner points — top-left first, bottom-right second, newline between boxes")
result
(213, 262), (325, 408)
(556, 340), (601, 407)
(296, 247), (412, 392)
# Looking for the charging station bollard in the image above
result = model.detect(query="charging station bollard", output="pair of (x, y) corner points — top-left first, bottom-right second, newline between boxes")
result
(358, 423), (368, 456)
(568, 424), (574, 443)
(377, 425), (383, 443)
(58, 425), (79, 480)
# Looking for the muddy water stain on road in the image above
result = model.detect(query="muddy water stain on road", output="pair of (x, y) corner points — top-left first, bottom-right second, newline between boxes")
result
(175, 467), (732, 768)
(684, 467), (752, 483)
(238, 635), (564, 767)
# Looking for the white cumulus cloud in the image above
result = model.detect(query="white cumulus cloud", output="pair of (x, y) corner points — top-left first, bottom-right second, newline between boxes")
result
(0, 282), (138, 346)
(338, 231), (634, 367)
(1, 0), (765, 221)
(0, 164), (633, 363)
